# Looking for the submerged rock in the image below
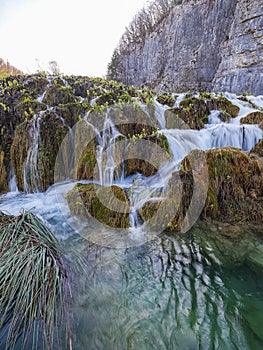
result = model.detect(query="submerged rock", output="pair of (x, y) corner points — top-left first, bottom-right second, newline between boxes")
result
(66, 183), (130, 228)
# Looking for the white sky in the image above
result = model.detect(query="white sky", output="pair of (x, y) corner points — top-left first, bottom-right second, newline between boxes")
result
(0, 0), (148, 76)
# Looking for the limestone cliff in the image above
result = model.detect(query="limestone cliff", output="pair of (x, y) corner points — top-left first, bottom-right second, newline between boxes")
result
(108, 0), (263, 94)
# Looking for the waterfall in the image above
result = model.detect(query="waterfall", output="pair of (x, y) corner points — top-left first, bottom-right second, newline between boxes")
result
(8, 163), (18, 193)
(59, 116), (75, 178)
(23, 113), (42, 193)
(85, 111), (125, 185)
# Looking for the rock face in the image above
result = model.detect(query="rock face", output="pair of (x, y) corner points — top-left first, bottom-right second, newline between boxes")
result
(110, 0), (263, 95)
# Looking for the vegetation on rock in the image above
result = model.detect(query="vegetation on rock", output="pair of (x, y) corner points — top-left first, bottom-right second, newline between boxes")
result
(66, 183), (130, 228)
(141, 147), (263, 231)
(240, 111), (263, 129)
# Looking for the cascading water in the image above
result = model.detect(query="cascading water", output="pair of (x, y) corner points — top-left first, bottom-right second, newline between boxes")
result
(1, 92), (263, 350)
(23, 112), (42, 193)
(59, 116), (75, 178)
(85, 111), (125, 185)
(8, 163), (18, 193)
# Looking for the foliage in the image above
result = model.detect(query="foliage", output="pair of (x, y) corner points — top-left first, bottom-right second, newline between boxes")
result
(0, 211), (71, 350)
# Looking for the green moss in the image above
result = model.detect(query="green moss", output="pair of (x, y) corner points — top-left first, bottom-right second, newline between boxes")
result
(38, 111), (69, 191)
(43, 85), (77, 106)
(0, 150), (8, 193)
(125, 132), (171, 177)
(156, 93), (177, 107)
(66, 183), (130, 228)
(249, 139), (263, 158)
(10, 123), (30, 191)
(77, 140), (97, 180)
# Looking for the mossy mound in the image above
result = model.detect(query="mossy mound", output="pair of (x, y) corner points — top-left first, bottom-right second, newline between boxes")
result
(125, 132), (171, 177)
(10, 122), (30, 191)
(250, 139), (263, 158)
(76, 140), (97, 181)
(0, 150), (8, 192)
(38, 111), (69, 191)
(106, 104), (159, 137)
(54, 102), (90, 127)
(240, 111), (263, 129)
(141, 147), (263, 231)
(178, 97), (209, 129)
(156, 93), (176, 107)
(43, 85), (78, 106)
(203, 147), (263, 222)
(15, 99), (47, 120)
(165, 96), (240, 130)
(205, 96), (240, 117)
(66, 183), (130, 228)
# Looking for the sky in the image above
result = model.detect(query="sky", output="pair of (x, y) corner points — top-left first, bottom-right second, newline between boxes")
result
(0, 0), (148, 77)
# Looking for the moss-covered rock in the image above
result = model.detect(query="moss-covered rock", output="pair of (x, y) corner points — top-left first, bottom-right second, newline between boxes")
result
(38, 111), (69, 191)
(54, 102), (90, 128)
(10, 122), (30, 191)
(15, 99), (47, 120)
(141, 147), (263, 231)
(66, 183), (130, 228)
(250, 139), (263, 158)
(167, 96), (239, 130)
(156, 93), (176, 107)
(202, 147), (263, 222)
(106, 104), (159, 137)
(240, 111), (263, 129)
(23, 74), (48, 97)
(178, 97), (209, 129)
(0, 150), (8, 193)
(43, 85), (77, 106)
(76, 140), (97, 181)
(205, 96), (240, 117)
(125, 132), (171, 177)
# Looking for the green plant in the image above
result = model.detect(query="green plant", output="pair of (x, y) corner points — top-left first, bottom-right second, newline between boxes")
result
(0, 211), (71, 350)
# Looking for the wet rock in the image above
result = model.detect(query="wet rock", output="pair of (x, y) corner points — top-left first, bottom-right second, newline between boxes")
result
(141, 147), (263, 231)
(10, 122), (30, 191)
(249, 139), (263, 159)
(165, 96), (238, 130)
(43, 85), (77, 106)
(0, 150), (8, 193)
(125, 132), (171, 177)
(38, 111), (69, 191)
(240, 111), (263, 129)
(66, 183), (130, 228)
(156, 93), (176, 107)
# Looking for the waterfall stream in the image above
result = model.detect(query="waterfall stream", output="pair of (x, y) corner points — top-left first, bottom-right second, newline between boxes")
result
(23, 113), (42, 193)
(1, 91), (263, 350)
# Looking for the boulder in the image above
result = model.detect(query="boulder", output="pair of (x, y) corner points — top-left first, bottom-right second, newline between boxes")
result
(66, 183), (130, 228)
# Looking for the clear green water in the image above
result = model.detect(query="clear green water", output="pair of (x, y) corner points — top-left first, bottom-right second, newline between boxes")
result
(1, 190), (263, 349)
(69, 228), (263, 350)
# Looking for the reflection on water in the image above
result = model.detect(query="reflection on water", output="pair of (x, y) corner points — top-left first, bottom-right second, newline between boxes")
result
(69, 230), (263, 350)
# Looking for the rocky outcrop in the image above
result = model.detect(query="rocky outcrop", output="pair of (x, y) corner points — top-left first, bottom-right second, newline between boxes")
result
(141, 147), (263, 231)
(110, 0), (263, 95)
(241, 111), (263, 129)
(66, 183), (130, 228)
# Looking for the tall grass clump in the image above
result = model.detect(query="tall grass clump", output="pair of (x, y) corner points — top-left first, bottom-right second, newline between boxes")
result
(0, 211), (71, 350)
